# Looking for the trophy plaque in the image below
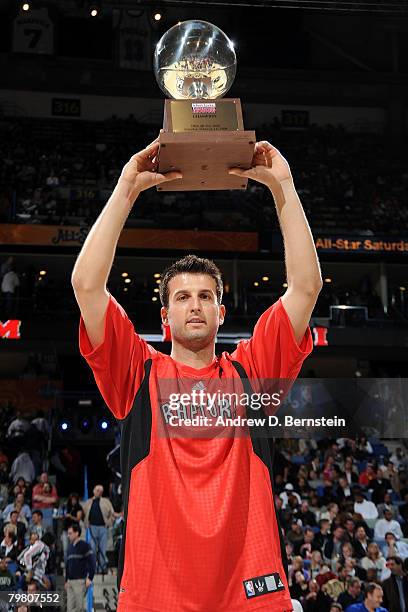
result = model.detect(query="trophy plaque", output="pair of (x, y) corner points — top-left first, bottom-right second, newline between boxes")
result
(154, 20), (256, 191)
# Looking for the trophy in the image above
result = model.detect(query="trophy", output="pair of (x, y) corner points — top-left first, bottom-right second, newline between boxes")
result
(154, 20), (256, 191)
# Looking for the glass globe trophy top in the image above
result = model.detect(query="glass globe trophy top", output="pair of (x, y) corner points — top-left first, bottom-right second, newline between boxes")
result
(154, 20), (237, 100)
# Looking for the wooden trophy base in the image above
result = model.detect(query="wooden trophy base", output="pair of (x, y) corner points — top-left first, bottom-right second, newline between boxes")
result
(157, 98), (255, 192)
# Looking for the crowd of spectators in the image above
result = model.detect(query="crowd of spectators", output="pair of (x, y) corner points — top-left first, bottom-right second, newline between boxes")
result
(0, 396), (407, 611)
(0, 116), (407, 235)
(0, 406), (124, 611)
(274, 437), (408, 611)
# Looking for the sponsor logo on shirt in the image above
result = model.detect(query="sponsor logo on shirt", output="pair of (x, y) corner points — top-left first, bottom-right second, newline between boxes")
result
(243, 572), (285, 599)
(244, 580), (255, 597)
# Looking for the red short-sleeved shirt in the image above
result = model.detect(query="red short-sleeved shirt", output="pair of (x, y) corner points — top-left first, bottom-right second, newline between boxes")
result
(79, 294), (313, 611)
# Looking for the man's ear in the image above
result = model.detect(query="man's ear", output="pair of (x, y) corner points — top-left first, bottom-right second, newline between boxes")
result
(219, 304), (226, 326)
(161, 306), (168, 325)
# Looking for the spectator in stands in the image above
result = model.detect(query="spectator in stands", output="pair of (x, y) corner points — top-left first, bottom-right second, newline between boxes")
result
(295, 500), (317, 527)
(382, 532), (408, 561)
(344, 518), (356, 542)
(4, 511), (26, 545)
(315, 519), (331, 550)
(83, 484), (114, 574)
(0, 530), (18, 566)
(335, 476), (353, 503)
(378, 492), (400, 521)
(320, 502), (339, 523)
(60, 492), (83, 563)
(353, 491), (378, 520)
(9, 450), (34, 485)
(360, 543), (389, 582)
(7, 414), (29, 441)
(0, 556), (16, 592)
(324, 526), (347, 561)
(346, 582), (387, 612)
(290, 569), (310, 601)
(65, 523), (95, 612)
(17, 532), (50, 589)
(0, 257), (14, 281)
(1, 264), (19, 317)
(2, 493), (31, 525)
(299, 527), (319, 559)
(287, 520), (306, 553)
(344, 457), (359, 485)
(29, 511), (44, 540)
(30, 410), (50, 438)
(358, 463), (376, 487)
(353, 526), (371, 560)
(337, 577), (363, 609)
(280, 483), (301, 508)
(309, 550), (324, 579)
(374, 509), (404, 541)
(381, 556), (408, 612)
(31, 473), (58, 532)
(370, 469), (392, 506)
(340, 542), (356, 564)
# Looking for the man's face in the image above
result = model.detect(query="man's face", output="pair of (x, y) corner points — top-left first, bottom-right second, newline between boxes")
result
(67, 528), (77, 543)
(386, 559), (402, 575)
(32, 513), (41, 524)
(384, 510), (393, 521)
(367, 587), (383, 608)
(356, 527), (366, 540)
(10, 512), (17, 524)
(93, 486), (103, 497)
(29, 533), (38, 545)
(162, 273), (225, 351)
(334, 527), (344, 540)
(385, 534), (395, 545)
(349, 581), (361, 597)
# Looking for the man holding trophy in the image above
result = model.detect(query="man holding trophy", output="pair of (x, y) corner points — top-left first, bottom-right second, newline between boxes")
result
(72, 20), (322, 612)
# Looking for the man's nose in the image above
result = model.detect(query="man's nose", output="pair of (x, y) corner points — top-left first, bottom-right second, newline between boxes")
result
(190, 297), (201, 311)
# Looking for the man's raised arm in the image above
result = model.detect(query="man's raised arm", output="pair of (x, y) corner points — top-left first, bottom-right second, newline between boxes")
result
(71, 138), (182, 349)
(229, 141), (322, 344)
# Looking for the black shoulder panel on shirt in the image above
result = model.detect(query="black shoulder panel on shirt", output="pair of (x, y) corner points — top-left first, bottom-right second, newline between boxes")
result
(117, 358), (153, 591)
(231, 360), (288, 580)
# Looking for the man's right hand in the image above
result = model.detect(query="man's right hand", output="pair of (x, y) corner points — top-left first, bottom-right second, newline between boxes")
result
(119, 138), (182, 194)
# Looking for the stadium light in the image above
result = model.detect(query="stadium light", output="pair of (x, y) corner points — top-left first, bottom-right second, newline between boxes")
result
(153, 11), (162, 21)
(121, 272), (128, 278)
(22, 3), (30, 11)
(59, 420), (70, 432)
(89, 3), (100, 17)
(262, 276), (269, 282)
(80, 417), (92, 433)
(98, 419), (110, 431)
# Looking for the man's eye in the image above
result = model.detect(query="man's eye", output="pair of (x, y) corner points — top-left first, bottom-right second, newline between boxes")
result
(178, 295), (187, 301)
(200, 294), (210, 300)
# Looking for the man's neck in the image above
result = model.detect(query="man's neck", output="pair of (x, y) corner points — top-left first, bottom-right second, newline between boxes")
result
(365, 601), (376, 612)
(170, 342), (216, 369)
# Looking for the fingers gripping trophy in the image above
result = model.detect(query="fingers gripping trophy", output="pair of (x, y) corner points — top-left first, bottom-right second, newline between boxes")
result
(153, 20), (257, 191)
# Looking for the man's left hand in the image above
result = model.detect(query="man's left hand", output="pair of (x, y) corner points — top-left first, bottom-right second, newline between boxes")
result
(85, 578), (92, 589)
(229, 141), (292, 192)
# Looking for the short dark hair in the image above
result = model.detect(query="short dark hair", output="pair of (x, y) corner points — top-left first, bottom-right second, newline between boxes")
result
(159, 255), (223, 308)
(68, 522), (81, 535)
(32, 510), (43, 519)
(365, 582), (382, 596)
(386, 555), (403, 565)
